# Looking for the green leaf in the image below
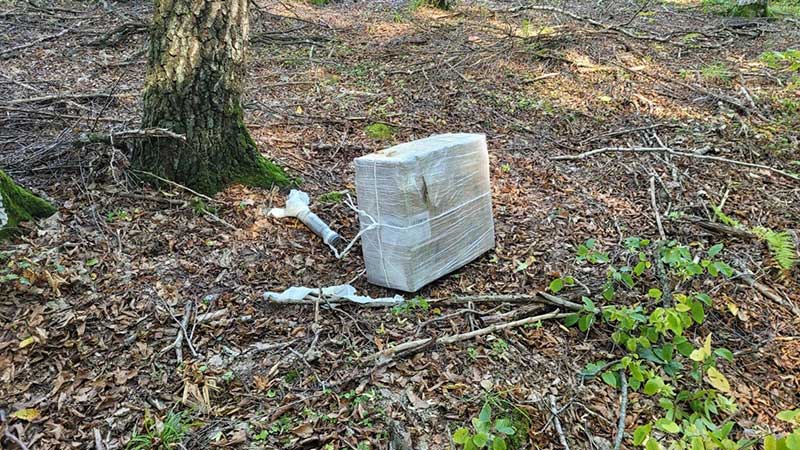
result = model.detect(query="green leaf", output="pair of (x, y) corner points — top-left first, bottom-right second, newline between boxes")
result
(581, 361), (607, 377)
(601, 370), (619, 388)
(690, 301), (705, 324)
(564, 314), (580, 327)
(691, 436), (705, 450)
(472, 432), (489, 448)
(777, 409), (800, 424)
(578, 314), (593, 332)
(706, 367), (730, 392)
(648, 288), (662, 300)
(644, 376), (664, 395)
(453, 428), (471, 444)
(492, 437), (507, 450)
(646, 437), (661, 450)
(764, 434), (777, 450)
(479, 404), (492, 423)
(494, 419), (516, 436)
(549, 278), (564, 293)
(655, 418), (680, 434)
(714, 348), (734, 363)
(633, 424), (652, 445)
(708, 243), (723, 257)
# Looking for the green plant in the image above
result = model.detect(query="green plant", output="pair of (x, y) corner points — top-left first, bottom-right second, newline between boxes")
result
(575, 239), (610, 264)
(491, 338), (509, 357)
(318, 191), (345, 204)
(106, 208), (131, 222)
(365, 123), (394, 140)
(700, 63), (732, 82)
(761, 49), (800, 72)
(765, 409), (800, 450)
(126, 411), (188, 450)
(751, 227), (798, 271)
(453, 404), (518, 450)
(713, 206), (797, 271)
(392, 295), (430, 315)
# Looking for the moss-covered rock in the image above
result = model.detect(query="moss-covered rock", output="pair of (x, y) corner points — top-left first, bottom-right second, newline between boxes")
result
(0, 170), (56, 240)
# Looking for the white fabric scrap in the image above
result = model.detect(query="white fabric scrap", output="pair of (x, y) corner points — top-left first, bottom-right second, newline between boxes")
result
(264, 284), (404, 305)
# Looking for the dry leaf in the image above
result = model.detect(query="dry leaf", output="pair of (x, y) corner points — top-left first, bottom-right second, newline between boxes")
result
(10, 408), (41, 421)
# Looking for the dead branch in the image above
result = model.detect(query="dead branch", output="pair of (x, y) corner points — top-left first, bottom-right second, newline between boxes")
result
(0, 25), (77, 60)
(549, 394), (571, 450)
(4, 92), (126, 105)
(649, 176), (666, 241)
(77, 128), (187, 146)
(431, 292), (583, 311)
(366, 309), (570, 362)
(551, 146), (800, 182)
(89, 21), (148, 47)
(501, 4), (683, 46)
(613, 371), (628, 450)
(683, 216), (756, 240)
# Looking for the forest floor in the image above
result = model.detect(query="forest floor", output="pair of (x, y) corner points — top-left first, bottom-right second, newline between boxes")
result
(1, 0), (799, 449)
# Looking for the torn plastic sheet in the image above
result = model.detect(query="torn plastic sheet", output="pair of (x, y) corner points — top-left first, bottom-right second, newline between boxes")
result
(268, 189), (341, 247)
(264, 284), (404, 306)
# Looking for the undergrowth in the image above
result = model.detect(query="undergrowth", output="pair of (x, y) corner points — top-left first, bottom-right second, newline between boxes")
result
(555, 236), (799, 449)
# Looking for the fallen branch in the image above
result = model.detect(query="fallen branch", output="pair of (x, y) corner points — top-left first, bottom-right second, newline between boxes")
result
(613, 371), (628, 450)
(683, 215), (756, 240)
(431, 292), (583, 310)
(551, 146), (799, 182)
(0, 25), (77, 59)
(366, 309), (570, 362)
(501, 4), (683, 46)
(649, 176), (666, 241)
(5, 92), (127, 105)
(549, 394), (571, 450)
(77, 128), (187, 145)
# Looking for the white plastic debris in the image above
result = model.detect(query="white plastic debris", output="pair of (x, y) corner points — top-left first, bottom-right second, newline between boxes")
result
(264, 284), (404, 306)
(0, 195), (7, 227)
(268, 189), (341, 247)
(354, 133), (495, 292)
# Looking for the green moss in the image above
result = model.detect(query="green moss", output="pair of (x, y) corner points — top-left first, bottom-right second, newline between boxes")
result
(233, 155), (294, 189)
(365, 123), (394, 140)
(0, 170), (56, 240)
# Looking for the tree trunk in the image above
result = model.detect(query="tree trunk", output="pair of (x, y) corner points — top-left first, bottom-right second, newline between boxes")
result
(133, 0), (288, 195)
(0, 170), (56, 240)
(736, 0), (768, 16)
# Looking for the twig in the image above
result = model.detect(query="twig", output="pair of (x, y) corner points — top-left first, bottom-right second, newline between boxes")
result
(549, 394), (571, 450)
(4, 92), (127, 105)
(649, 176), (666, 241)
(613, 371), (628, 450)
(77, 128), (187, 145)
(0, 409), (31, 450)
(0, 25), (77, 59)
(133, 170), (217, 204)
(551, 146), (800, 182)
(431, 292), (583, 310)
(366, 309), (570, 362)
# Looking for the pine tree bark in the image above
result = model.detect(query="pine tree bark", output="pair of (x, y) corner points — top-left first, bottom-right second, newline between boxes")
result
(133, 0), (288, 195)
(0, 170), (56, 240)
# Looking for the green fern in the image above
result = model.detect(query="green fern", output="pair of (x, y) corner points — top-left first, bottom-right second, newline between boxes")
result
(713, 206), (797, 271)
(751, 227), (798, 271)
(711, 205), (743, 228)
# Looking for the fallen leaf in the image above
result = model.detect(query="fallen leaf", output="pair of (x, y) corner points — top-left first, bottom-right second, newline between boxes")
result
(18, 336), (35, 348)
(10, 408), (40, 421)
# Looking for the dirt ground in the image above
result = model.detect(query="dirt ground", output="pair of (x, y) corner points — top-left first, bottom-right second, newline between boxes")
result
(1, 0), (799, 449)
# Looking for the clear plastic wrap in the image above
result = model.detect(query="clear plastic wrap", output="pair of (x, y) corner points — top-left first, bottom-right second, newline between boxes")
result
(354, 133), (495, 292)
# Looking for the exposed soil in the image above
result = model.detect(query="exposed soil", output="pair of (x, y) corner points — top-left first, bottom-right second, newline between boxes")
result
(1, 0), (799, 449)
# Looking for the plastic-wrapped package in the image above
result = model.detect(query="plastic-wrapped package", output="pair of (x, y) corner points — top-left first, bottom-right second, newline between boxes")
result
(354, 133), (495, 292)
